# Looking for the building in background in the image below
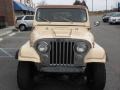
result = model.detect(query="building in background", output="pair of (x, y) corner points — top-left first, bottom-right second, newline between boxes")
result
(13, 0), (35, 16)
(0, 0), (35, 28)
(112, 2), (120, 12)
(0, 0), (15, 28)
(118, 2), (120, 11)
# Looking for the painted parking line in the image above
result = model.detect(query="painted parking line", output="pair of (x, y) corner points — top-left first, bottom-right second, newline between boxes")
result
(8, 33), (16, 37)
(0, 48), (18, 50)
(0, 31), (12, 37)
(0, 48), (13, 57)
(0, 48), (18, 58)
(0, 38), (3, 42)
(0, 31), (15, 42)
(0, 56), (14, 58)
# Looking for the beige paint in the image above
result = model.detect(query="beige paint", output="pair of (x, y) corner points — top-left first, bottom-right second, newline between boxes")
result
(18, 5), (106, 63)
(18, 42), (40, 63)
(30, 26), (94, 46)
(85, 43), (106, 63)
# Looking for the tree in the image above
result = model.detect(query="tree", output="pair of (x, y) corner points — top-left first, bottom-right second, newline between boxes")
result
(82, 0), (88, 8)
(73, 0), (82, 5)
(37, 0), (47, 5)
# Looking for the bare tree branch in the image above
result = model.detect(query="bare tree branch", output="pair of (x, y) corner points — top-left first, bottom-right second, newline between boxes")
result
(37, 0), (47, 6)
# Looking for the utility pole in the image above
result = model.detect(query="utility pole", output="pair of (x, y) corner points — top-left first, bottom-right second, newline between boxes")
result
(106, 0), (107, 12)
(92, 0), (93, 12)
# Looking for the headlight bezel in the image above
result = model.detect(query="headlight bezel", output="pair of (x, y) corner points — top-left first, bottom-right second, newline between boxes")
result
(37, 41), (50, 54)
(74, 41), (89, 54)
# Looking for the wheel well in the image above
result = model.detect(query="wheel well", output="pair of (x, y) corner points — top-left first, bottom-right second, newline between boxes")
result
(19, 24), (26, 28)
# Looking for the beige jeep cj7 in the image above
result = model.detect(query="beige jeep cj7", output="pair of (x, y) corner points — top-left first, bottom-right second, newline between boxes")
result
(16, 5), (107, 90)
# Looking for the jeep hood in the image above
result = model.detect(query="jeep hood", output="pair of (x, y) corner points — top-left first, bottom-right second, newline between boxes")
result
(30, 26), (94, 45)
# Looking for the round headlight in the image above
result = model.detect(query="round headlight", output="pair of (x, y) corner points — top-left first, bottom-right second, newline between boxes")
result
(37, 41), (49, 53)
(74, 42), (88, 54)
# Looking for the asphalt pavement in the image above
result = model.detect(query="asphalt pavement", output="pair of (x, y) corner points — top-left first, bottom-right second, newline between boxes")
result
(0, 16), (120, 90)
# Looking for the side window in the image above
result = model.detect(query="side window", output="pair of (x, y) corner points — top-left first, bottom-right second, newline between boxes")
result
(117, 14), (120, 17)
(24, 16), (34, 20)
(31, 16), (34, 20)
(17, 16), (23, 20)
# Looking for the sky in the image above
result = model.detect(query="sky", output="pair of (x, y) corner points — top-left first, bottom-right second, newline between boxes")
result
(33, 0), (120, 11)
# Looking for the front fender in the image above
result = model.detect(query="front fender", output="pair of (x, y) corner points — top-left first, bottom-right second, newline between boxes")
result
(18, 41), (40, 63)
(84, 43), (107, 63)
(20, 22), (28, 28)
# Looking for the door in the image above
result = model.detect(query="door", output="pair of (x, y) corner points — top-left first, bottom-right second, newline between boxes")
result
(24, 16), (34, 27)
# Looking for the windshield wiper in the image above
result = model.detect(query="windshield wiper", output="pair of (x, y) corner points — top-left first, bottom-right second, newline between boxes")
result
(38, 17), (50, 22)
(60, 17), (73, 23)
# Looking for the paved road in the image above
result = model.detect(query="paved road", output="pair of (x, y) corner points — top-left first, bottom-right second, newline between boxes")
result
(0, 16), (120, 90)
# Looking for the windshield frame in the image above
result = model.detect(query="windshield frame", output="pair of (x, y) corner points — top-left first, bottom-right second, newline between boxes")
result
(35, 8), (87, 23)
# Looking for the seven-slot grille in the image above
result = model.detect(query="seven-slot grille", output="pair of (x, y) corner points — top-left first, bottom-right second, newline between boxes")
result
(50, 40), (75, 65)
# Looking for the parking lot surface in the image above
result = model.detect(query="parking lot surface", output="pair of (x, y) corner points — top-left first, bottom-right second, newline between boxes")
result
(0, 16), (120, 90)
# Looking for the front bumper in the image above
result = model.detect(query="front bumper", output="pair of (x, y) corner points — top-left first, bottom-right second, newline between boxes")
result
(109, 19), (120, 23)
(35, 64), (85, 73)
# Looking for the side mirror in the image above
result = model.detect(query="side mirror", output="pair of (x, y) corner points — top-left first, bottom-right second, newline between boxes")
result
(94, 21), (100, 27)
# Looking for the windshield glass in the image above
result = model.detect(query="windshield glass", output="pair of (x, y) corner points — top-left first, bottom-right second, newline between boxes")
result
(36, 8), (87, 22)
(106, 13), (114, 16)
(112, 13), (120, 17)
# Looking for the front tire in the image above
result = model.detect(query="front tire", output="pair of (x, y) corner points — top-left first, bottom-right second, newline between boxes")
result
(19, 24), (26, 31)
(103, 19), (106, 22)
(109, 22), (113, 25)
(86, 63), (106, 90)
(17, 61), (36, 90)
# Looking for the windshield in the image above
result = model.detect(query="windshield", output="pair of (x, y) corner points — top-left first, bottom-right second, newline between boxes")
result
(36, 8), (87, 22)
(112, 13), (120, 17)
(106, 13), (114, 16)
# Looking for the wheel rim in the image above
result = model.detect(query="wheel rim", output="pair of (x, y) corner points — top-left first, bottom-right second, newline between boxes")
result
(20, 25), (25, 31)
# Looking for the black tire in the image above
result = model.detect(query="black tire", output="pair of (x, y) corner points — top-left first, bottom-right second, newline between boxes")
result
(86, 63), (106, 90)
(17, 61), (36, 90)
(103, 19), (108, 23)
(103, 19), (106, 22)
(19, 24), (26, 31)
(15, 50), (19, 59)
(109, 22), (113, 25)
